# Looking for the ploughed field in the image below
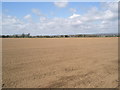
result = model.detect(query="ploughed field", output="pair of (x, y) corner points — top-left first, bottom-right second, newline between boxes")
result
(2, 38), (118, 88)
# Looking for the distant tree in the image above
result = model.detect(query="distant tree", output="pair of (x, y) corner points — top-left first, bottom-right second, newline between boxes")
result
(14, 35), (18, 38)
(22, 33), (25, 38)
(27, 33), (30, 37)
(65, 35), (68, 37)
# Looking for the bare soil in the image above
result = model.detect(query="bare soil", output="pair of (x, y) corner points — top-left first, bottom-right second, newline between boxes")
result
(2, 38), (118, 88)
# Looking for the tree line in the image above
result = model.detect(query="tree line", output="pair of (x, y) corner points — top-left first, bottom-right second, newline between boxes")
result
(1, 33), (119, 38)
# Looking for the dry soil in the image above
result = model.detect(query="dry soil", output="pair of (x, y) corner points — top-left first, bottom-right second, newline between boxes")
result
(2, 38), (118, 88)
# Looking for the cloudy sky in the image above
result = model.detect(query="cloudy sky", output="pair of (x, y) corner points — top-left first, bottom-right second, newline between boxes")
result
(2, 2), (118, 35)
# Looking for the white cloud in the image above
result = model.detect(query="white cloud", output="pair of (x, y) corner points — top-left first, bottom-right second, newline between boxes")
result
(69, 13), (80, 19)
(54, 0), (68, 8)
(2, 15), (26, 35)
(2, 2), (118, 35)
(24, 14), (32, 20)
(3, 15), (23, 25)
(40, 17), (47, 22)
(103, 10), (114, 20)
(32, 8), (43, 16)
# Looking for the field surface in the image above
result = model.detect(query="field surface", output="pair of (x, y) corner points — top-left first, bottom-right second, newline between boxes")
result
(2, 38), (118, 88)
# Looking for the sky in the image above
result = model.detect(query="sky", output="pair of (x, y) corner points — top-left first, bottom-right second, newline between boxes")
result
(2, 2), (118, 35)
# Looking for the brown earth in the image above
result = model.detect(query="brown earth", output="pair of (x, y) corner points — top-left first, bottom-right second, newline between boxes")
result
(2, 38), (118, 88)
